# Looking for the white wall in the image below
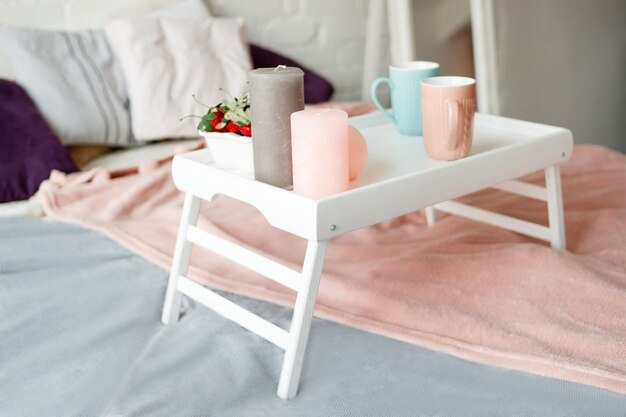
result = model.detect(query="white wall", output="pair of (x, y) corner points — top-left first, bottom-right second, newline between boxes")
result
(207, 0), (386, 101)
(411, 0), (473, 77)
(492, 0), (626, 152)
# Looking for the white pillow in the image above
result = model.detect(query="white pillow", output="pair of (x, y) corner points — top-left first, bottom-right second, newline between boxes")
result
(105, 17), (252, 140)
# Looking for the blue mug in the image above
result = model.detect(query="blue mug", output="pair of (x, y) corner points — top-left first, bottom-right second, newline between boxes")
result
(370, 61), (440, 136)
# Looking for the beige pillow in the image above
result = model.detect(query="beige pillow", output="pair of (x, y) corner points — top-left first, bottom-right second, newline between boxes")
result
(105, 18), (252, 140)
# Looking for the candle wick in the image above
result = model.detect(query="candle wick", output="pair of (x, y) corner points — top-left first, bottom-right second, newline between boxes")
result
(273, 65), (287, 71)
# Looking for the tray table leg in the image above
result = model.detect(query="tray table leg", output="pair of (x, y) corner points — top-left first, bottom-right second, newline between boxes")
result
(424, 206), (437, 225)
(277, 239), (328, 400)
(545, 165), (566, 250)
(162, 193), (201, 324)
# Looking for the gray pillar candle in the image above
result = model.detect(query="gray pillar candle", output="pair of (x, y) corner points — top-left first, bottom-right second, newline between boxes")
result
(249, 66), (304, 188)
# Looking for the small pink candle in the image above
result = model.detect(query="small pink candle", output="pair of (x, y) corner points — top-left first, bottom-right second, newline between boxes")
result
(291, 109), (349, 198)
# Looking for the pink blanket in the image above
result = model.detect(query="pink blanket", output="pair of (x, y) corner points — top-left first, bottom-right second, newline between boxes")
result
(39, 144), (626, 394)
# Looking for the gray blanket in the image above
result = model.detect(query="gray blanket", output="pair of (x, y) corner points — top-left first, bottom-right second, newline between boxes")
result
(1, 218), (625, 416)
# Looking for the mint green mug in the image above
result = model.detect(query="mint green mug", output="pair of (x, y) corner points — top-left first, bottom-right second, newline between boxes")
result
(370, 61), (440, 136)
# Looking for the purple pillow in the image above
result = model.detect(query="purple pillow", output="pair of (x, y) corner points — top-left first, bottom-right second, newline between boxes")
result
(0, 79), (78, 203)
(250, 44), (334, 104)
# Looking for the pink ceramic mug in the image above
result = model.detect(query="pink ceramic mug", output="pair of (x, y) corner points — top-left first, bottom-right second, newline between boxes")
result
(421, 76), (476, 161)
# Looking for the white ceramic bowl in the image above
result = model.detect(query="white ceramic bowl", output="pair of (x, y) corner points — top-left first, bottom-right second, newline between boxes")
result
(199, 131), (254, 174)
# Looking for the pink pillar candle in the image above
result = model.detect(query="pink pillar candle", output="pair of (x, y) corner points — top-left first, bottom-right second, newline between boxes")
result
(291, 109), (349, 198)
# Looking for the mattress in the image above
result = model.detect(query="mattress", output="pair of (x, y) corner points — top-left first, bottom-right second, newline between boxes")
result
(2, 216), (625, 416)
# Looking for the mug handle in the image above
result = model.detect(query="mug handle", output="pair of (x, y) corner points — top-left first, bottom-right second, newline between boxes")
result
(370, 77), (396, 125)
(446, 100), (460, 152)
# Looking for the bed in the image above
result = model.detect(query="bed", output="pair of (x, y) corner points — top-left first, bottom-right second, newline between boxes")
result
(1, 1), (626, 416)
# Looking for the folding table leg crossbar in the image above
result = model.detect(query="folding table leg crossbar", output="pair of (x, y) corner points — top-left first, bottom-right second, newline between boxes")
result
(426, 165), (566, 249)
(162, 193), (329, 399)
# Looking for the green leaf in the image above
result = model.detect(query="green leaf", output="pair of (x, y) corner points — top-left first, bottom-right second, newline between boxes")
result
(197, 114), (213, 132)
(215, 121), (227, 129)
(227, 110), (248, 125)
(206, 112), (217, 120)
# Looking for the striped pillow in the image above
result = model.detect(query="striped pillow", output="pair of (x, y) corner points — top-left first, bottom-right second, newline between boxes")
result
(0, 26), (136, 146)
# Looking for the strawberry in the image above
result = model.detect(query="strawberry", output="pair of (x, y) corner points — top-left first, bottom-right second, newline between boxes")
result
(191, 92), (251, 136)
(225, 121), (240, 133)
(209, 111), (226, 132)
(239, 124), (252, 137)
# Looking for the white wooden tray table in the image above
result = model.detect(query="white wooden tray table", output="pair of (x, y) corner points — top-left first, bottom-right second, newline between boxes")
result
(162, 112), (573, 399)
